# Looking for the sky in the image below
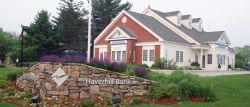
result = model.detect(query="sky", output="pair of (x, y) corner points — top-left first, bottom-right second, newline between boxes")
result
(0, 0), (249, 47)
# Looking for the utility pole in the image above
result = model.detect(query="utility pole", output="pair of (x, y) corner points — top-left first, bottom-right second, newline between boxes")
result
(87, 0), (92, 63)
(20, 26), (24, 67)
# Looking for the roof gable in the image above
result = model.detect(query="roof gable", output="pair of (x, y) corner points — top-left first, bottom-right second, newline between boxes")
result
(105, 27), (136, 40)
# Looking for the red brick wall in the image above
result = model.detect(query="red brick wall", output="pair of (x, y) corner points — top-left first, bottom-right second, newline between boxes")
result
(95, 13), (159, 45)
(94, 48), (99, 59)
(135, 46), (142, 64)
(127, 40), (136, 64)
(155, 45), (161, 62)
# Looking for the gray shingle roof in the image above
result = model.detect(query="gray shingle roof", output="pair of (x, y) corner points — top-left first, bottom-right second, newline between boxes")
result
(150, 9), (180, 17)
(181, 15), (191, 20)
(127, 11), (189, 44)
(147, 9), (224, 45)
(192, 18), (201, 23)
(119, 26), (137, 38)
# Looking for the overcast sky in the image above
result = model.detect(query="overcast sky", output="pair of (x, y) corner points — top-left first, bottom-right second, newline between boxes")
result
(0, 0), (249, 47)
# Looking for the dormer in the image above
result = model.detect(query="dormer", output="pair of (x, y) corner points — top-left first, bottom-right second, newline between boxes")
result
(192, 18), (203, 31)
(165, 11), (181, 26)
(181, 15), (192, 29)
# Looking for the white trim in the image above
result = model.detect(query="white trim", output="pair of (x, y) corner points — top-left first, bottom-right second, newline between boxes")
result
(136, 42), (161, 46)
(216, 32), (231, 45)
(95, 45), (107, 48)
(94, 10), (164, 45)
(143, 9), (200, 45)
(94, 10), (126, 45)
(105, 27), (136, 41)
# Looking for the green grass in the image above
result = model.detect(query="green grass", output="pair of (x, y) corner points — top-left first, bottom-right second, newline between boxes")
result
(0, 67), (26, 80)
(0, 103), (18, 107)
(131, 74), (250, 107)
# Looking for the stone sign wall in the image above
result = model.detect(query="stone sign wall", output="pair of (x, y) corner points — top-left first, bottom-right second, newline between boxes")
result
(16, 63), (152, 99)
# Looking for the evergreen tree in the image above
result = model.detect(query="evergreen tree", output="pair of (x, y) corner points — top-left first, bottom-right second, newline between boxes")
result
(23, 10), (58, 58)
(53, 0), (88, 51)
(92, 0), (132, 39)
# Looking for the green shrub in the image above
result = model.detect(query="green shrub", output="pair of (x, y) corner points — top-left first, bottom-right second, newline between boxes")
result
(6, 72), (22, 81)
(0, 64), (5, 68)
(20, 92), (35, 99)
(0, 80), (11, 88)
(5, 88), (15, 96)
(81, 99), (95, 107)
(131, 97), (143, 104)
(107, 99), (113, 105)
(191, 62), (200, 68)
(153, 59), (166, 69)
(149, 71), (217, 101)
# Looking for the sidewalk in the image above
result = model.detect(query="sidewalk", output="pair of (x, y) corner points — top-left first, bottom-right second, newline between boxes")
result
(152, 69), (250, 77)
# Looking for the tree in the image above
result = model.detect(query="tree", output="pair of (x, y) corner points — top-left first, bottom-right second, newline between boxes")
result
(53, 0), (88, 52)
(235, 45), (250, 68)
(0, 28), (16, 62)
(92, 0), (132, 40)
(23, 10), (58, 59)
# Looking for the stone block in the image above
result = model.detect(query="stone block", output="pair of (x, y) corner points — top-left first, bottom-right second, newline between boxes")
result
(89, 85), (99, 95)
(69, 93), (79, 99)
(80, 90), (89, 99)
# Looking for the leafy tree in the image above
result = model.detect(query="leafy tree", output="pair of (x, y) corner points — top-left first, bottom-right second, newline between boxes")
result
(23, 10), (58, 59)
(0, 28), (16, 62)
(53, 0), (88, 51)
(92, 0), (132, 40)
(235, 45), (250, 68)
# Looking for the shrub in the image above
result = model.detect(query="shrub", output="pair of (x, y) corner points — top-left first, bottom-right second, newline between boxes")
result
(138, 64), (149, 68)
(153, 59), (166, 69)
(110, 62), (127, 73)
(131, 97), (143, 104)
(0, 80), (11, 88)
(20, 92), (35, 99)
(149, 71), (217, 101)
(81, 99), (95, 107)
(5, 88), (15, 96)
(133, 66), (148, 78)
(0, 64), (5, 68)
(191, 62), (200, 68)
(7, 72), (22, 81)
(218, 64), (221, 69)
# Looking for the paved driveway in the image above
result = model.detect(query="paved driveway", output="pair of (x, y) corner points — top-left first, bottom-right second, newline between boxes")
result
(152, 69), (250, 77)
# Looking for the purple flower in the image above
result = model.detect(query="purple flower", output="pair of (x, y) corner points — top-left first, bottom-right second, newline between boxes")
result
(40, 55), (60, 62)
(133, 66), (148, 78)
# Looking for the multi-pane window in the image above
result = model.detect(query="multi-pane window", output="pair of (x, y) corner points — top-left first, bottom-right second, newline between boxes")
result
(180, 51), (183, 62)
(122, 51), (127, 62)
(223, 55), (225, 65)
(117, 51), (121, 61)
(143, 50), (148, 61)
(111, 51), (127, 62)
(111, 51), (116, 61)
(176, 51), (183, 62)
(99, 52), (108, 61)
(207, 54), (212, 64)
(217, 54), (226, 65)
(149, 50), (154, 61)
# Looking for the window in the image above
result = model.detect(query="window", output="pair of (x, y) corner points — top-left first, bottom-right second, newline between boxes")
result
(149, 50), (154, 61)
(143, 50), (148, 61)
(207, 54), (212, 64)
(111, 51), (126, 62)
(176, 51), (183, 62)
(122, 51), (127, 62)
(117, 51), (121, 61)
(112, 51), (116, 61)
(223, 55), (225, 65)
(189, 21), (192, 27)
(180, 51), (183, 62)
(176, 51), (180, 62)
(104, 52), (107, 60)
(99, 52), (108, 61)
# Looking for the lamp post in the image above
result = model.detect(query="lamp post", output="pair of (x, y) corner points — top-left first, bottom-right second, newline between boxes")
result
(87, 0), (92, 63)
(20, 26), (24, 67)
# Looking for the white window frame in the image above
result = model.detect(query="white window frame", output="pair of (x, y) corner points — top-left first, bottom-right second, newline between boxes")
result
(176, 51), (183, 63)
(142, 46), (155, 66)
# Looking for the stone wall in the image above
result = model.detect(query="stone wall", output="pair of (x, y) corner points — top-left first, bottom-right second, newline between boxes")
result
(16, 62), (152, 99)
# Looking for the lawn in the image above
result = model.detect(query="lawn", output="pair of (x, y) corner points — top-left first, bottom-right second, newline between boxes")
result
(131, 74), (250, 107)
(0, 67), (26, 80)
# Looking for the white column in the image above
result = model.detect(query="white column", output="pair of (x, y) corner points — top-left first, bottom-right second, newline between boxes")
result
(87, 0), (92, 63)
(200, 49), (203, 68)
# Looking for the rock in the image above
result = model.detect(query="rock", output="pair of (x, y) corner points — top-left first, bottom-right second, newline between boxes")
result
(99, 92), (113, 98)
(71, 71), (80, 78)
(45, 82), (52, 90)
(69, 93), (79, 99)
(80, 90), (89, 99)
(47, 91), (69, 96)
(89, 85), (100, 95)
(112, 88), (120, 94)
(124, 93), (134, 97)
(100, 87), (112, 92)
(119, 85), (128, 90)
